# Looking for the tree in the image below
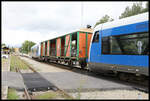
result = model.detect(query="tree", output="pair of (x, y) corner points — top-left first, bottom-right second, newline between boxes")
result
(21, 40), (35, 54)
(94, 14), (114, 28)
(10, 47), (15, 52)
(141, 2), (149, 13)
(2, 43), (6, 48)
(119, 2), (148, 19)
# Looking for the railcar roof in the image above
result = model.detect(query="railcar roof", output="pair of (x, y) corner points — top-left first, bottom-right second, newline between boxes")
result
(94, 12), (149, 32)
(31, 43), (40, 49)
(41, 28), (93, 43)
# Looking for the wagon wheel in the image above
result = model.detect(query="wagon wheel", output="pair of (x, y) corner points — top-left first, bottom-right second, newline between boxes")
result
(68, 60), (74, 69)
(118, 73), (129, 81)
(81, 62), (87, 69)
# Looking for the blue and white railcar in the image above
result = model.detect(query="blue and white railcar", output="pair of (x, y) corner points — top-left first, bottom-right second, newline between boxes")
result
(31, 43), (41, 59)
(88, 12), (149, 76)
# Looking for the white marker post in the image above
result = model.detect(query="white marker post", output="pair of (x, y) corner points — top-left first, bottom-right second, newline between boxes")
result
(137, 41), (142, 54)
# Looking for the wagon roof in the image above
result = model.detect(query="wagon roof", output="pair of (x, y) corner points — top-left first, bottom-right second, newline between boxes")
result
(41, 28), (93, 43)
(79, 28), (93, 33)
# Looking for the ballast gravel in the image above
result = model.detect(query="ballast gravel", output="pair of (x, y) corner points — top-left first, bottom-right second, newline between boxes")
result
(69, 90), (148, 99)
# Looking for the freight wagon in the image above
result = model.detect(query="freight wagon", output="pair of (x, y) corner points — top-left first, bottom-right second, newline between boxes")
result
(36, 28), (93, 68)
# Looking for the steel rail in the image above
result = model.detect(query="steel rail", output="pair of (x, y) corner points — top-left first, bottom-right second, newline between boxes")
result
(17, 56), (74, 99)
(14, 59), (32, 99)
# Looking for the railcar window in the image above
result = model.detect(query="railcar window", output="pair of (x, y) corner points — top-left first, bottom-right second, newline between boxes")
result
(102, 37), (110, 54)
(37, 46), (39, 54)
(92, 31), (99, 43)
(102, 32), (149, 55)
(116, 32), (148, 55)
(111, 37), (122, 54)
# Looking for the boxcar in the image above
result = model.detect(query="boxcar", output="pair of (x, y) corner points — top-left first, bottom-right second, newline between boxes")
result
(88, 12), (149, 76)
(40, 28), (93, 68)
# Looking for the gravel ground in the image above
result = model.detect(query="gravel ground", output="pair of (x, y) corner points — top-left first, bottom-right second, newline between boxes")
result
(19, 56), (149, 100)
(31, 90), (66, 99)
(69, 90), (149, 99)
(2, 56), (10, 99)
(19, 56), (69, 73)
(16, 91), (26, 99)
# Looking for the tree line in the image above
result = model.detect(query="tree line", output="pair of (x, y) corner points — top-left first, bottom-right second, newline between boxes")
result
(94, 2), (148, 28)
(20, 40), (35, 54)
(9, 40), (35, 54)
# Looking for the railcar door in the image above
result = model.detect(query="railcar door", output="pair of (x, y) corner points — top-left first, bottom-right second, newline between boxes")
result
(89, 30), (101, 62)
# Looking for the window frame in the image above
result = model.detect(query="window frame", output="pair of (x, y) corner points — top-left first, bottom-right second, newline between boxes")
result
(92, 31), (99, 43)
(101, 31), (149, 55)
(101, 36), (110, 54)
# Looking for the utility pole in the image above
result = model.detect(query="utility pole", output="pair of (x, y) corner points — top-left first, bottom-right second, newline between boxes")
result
(81, 2), (84, 28)
(28, 44), (29, 55)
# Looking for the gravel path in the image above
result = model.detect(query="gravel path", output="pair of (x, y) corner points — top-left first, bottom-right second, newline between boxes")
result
(69, 89), (149, 99)
(2, 56), (10, 99)
(19, 56), (69, 73)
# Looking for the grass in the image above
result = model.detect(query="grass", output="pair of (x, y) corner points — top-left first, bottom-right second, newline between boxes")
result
(2, 58), (8, 69)
(2, 58), (8, 63)
(33, 91), (60, 99)
(7, 88), (19, 99)
(10, 55), (29, 72)
(33, 91), (73, 99)
(74, 76), (87, 99)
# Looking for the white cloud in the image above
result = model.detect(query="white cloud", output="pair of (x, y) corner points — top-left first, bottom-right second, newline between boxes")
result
(2, 29), (58, 47)
(2, 1), (148, 47)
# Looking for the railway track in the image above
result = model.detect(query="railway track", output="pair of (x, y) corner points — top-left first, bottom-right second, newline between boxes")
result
(15, 56), (73, 99)
(34, 59), (149, 93)
(18, 55), (149, 94)
(15, 64), (32, 99)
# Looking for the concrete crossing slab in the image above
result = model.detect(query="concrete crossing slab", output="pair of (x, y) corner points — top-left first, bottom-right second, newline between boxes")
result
(2, 71), (134, 92)
(39, 72), (134, 92)
(21, 73), (56, 91)
(2, 71), (24, 89)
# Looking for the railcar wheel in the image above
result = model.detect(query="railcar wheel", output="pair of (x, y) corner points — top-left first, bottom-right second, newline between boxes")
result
(68, 60), (74, 69)
(118, 73), (129, 81)
(80, 62), (87, 69)
(68, 60), (72, 66)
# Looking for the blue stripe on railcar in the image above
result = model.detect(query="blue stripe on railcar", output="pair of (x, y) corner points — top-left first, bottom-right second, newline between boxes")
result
(101, 21), (148, 37)
(90, 52), (149, 68)
(89, 21), (149, 68)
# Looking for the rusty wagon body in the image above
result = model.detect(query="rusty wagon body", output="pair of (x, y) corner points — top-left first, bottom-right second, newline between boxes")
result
(40, 28), (93, 67)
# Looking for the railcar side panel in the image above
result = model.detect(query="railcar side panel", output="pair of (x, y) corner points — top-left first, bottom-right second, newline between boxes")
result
(56, 38), (61, 57)
(41, 43), (43, 56)
(65, 35), (71, 57)
(47, 40), (50, 56)
(43, 42), (45, 56)
(61, 37), (65, 56)
(78, 32), (92, 58)
(50, 40), (56, 56)
(45, 41), (47, 56)
(79, 32), (86, 58)
(87, 33), (92, 57)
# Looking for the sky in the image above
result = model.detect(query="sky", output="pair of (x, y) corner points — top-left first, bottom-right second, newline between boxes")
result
(2, 1), (147, 47)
